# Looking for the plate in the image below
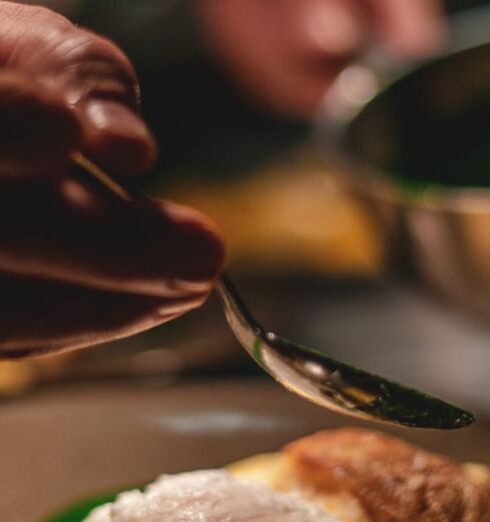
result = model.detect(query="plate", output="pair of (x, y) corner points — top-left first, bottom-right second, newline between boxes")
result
(1, 378), (489, 522)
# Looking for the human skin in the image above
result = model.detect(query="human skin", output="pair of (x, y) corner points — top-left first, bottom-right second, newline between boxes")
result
(0, 1), (224, 358)
(199, 0), (446, 118)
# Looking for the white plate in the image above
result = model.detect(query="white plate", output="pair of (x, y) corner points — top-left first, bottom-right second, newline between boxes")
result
(2, 378), (489, 521)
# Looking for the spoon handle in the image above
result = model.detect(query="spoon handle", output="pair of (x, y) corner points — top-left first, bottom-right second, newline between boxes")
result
(70, 152), (259, 341)
(71, 151), (139, 203)
(215, 273), (265, 354)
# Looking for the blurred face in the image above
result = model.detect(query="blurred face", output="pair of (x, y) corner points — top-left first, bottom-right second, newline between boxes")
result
(199, 0), (446, 118)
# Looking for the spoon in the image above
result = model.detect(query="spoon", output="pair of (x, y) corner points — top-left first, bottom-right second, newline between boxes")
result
(71, 152), (474, 429)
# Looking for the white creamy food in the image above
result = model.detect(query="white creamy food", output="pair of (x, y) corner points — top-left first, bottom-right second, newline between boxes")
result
(85, 469), (338, 522)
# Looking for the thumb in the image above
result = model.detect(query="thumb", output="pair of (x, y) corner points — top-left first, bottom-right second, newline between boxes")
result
(79, 97), (158, 179)
(0, 72), (80, 179)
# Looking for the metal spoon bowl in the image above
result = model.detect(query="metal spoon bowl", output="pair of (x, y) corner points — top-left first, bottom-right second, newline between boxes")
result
(71, 152), (474, 430)
(217, 273), (473, 429)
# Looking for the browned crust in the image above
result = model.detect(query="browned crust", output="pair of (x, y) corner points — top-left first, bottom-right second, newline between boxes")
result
(284, 428), (490, 522)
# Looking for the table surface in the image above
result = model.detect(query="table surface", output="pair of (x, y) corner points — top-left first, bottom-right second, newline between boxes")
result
(41, 276), (490, 415)
(1, 378), (489, 522)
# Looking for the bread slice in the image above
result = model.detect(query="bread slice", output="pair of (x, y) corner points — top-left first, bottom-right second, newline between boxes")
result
(229, 428), (490, 522)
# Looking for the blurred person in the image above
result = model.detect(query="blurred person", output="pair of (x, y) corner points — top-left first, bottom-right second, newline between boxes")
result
(199, 0), (446, 118)
(0, 0), (444, 358)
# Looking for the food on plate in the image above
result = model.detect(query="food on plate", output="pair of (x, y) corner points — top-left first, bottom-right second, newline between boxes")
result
(84, 469), (336, 522)
(232, 429), (490, 522)
(85, 428), (490, 522)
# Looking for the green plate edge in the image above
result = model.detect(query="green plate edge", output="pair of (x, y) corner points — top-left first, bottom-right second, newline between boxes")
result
(44, 487), (143, 522)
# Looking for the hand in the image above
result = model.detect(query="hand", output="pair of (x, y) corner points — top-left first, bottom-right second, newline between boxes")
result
(199, 0), (446, 118)
(0, 2), (224, 358)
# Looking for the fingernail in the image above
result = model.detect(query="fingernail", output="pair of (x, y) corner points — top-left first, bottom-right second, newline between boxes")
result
(83, 100), (157, 176)
(85, 99), (148, 137)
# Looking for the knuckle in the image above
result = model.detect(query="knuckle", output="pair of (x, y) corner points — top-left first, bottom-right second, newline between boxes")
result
(1, 5), (138, 108)
(48, 29), (139, 107)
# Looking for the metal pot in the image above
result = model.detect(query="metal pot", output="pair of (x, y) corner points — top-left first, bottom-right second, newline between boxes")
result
(320, 7), (490, 317)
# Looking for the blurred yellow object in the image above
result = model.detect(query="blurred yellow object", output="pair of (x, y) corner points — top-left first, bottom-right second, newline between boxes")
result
(166, 150), (385, 275)
(0, 352), (78, 395)
(0, 361), (37, 395)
